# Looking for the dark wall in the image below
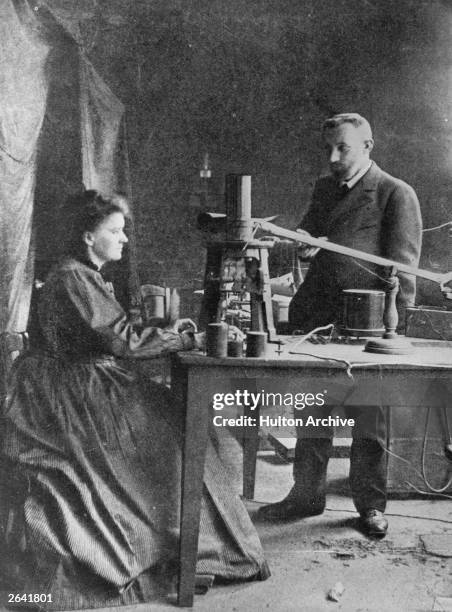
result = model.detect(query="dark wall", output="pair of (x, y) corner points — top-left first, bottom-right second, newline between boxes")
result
(44, 0), (452, 306)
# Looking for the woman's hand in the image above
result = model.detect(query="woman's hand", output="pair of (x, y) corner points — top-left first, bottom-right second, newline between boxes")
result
(169, 318), (198, 333)
(227, 325), (245, 342)
(193, 332), (205, 351)
(181, 329), (205, 351)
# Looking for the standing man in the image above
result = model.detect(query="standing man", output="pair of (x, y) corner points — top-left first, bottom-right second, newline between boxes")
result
(258, 113), (422, 537)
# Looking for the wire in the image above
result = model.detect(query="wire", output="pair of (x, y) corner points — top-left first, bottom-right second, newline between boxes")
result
(288, 324), (359, 377)
(350, 258), (392, 284)
(280, 321), (452, 496)
(423, 221), (452, 232)
(290, 323), (335, 347)
(421, 406), (452, 493)
(326, 507), (452, 523)
(413, 310), (450, 342)
(378, 432), (452, 496)
(288, 350), (356, 378)
(404, 482), (452, 500)
(250, 499), (452, 523)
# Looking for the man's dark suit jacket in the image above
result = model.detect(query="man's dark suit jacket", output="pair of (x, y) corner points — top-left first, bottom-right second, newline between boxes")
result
(288, 162), (423, 332)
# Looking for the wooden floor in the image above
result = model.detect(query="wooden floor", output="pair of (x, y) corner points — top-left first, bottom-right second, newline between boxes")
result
(48, 438), (452, 612)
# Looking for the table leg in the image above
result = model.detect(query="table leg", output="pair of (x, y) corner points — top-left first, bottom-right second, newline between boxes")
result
(177, 370), (210, 607)
(242, 404), (260, 499)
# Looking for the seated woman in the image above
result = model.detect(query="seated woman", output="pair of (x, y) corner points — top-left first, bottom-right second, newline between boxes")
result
(0, 191), (269, 609)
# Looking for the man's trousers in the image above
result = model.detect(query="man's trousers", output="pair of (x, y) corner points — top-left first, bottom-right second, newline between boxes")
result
(294, 405), (387, 513)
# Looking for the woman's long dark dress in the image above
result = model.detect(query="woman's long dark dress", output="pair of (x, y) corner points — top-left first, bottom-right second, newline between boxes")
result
(0, 258), (269, 609)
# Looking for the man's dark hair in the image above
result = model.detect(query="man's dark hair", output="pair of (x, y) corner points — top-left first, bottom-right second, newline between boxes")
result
(322, 113), (373, 140)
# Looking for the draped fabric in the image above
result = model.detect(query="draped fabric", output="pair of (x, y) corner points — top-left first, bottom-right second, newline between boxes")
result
(40, 3), (129, 196)
(80, 56), (126, 194)
(0, 1), (138, 332)
(44, 1), (135, 299)
(78, 54), (140, 307)
(0, 1), (50, 331)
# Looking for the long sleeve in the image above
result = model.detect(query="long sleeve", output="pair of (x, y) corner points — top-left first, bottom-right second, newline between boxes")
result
(97, 316), (194, 359)
(381, 182), (422, 310)
(297, 178), (336, 237)
(297, 187), (322, 236)
(38, 260), (194, 359)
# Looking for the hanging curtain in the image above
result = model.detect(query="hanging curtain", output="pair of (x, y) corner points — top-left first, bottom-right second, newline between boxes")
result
(0, 1), (50, 332)
(79, 54), (141, 307)
(45, 0), (139, 305)
(80, 55), (126, 194)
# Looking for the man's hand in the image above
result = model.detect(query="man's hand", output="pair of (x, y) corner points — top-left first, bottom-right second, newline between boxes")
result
(296, 229), (327, 259)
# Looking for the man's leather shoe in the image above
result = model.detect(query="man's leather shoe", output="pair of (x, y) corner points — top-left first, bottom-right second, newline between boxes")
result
(359, 509), (388, 538)
(257, 496), (325, 521)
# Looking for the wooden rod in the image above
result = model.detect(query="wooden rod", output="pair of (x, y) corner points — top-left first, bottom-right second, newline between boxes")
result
(258, 220), (448, 285)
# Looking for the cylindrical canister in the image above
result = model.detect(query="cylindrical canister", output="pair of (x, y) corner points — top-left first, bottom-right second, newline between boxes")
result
(206, 322), (229, 357)
(140, 284), (167, 320)
(227, 339), (244, 357)
(246, 331), (267, 357)
(342, 289), (385, 337)
(225, 174), (253, 241)
(271, 295), (291, 324)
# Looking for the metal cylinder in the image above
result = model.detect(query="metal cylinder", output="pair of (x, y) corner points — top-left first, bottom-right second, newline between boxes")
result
(206, 322), (228, 357)
(227, 339), (244, 357)
(246, 331), (267, 357)
(342, 289), (385, 337)
(225, 174), (252, 241)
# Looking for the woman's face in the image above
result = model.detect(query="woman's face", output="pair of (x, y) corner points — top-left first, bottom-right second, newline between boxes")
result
(84, 212), (128, 267)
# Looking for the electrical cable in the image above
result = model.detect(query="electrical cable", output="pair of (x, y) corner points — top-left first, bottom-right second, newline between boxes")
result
(404, 482), (452, 500)
(284, 322), (452, 497)
(324, 507), (452, 523)
(422, 221), (452, 232)
(289, 323), (335, 347)
(250, 499), (452, 523)
(420, 406), (452, 493)
(381, 441), (452, 496)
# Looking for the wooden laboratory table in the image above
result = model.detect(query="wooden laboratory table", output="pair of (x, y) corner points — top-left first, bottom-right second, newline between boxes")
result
(170, 337), (452, 606)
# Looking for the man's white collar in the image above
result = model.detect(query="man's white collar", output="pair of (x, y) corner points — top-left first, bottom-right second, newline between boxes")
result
(340, 160), (372, 189)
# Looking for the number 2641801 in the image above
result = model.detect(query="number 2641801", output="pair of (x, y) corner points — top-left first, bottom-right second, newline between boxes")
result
(8, 594), (53, 603)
